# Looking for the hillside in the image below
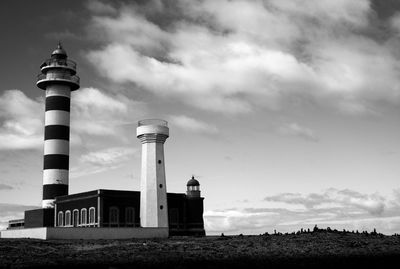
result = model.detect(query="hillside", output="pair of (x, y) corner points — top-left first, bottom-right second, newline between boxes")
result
(1, 229), (400, 269)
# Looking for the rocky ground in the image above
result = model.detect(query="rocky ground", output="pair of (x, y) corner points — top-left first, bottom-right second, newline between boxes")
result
(1, 229), (400, 268)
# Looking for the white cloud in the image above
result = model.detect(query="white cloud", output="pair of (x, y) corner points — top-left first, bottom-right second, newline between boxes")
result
(278, 122), (318, 142)
(79, 147), (137, 166)
(85, 0), (400, 115)
(169, 115), (218, 134)
(204, 188), (400, 235)
(264, 188), (386, 215)
(71, 87), (143, 137)
(0, 90), (43, 150)
(0, 88), (144, 151)
(71, 146), (138, 178)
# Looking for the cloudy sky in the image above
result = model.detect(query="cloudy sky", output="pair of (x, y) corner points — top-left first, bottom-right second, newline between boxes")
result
(0, 0), (400, 235)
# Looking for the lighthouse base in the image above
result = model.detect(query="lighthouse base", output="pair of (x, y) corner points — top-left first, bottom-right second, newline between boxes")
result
(0, 227), (169, 240)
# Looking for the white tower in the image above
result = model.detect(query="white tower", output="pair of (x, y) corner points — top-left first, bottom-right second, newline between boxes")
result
(137, 119), (169, 228)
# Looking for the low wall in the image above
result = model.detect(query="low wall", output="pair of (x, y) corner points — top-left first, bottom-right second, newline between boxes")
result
(0, 227), (169, 240)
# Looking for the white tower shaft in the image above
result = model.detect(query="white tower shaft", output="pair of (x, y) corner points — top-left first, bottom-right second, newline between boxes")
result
(137, 121), (169, 228)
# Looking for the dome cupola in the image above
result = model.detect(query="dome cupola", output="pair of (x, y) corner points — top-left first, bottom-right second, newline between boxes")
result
(51, 42), (67, 59)
(187, 176), (201, 198)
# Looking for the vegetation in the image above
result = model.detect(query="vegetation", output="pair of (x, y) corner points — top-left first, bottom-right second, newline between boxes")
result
(1, 227), (400, 268)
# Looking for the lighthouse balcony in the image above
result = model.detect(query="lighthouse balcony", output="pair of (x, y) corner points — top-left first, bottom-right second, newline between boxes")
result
(40, 58), (77, 74)
(137, 119), (169, 138)
(37, 73), (80, 91)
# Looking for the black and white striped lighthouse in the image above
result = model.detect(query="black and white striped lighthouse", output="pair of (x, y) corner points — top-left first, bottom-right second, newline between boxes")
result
(36, 43), (80, 208)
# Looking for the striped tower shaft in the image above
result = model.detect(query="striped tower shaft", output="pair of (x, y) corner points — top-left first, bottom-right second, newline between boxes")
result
(42, 85), (71, 208)
(37, 44), (79, 209)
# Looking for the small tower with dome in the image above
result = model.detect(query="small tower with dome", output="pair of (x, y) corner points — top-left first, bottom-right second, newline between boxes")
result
(187, 176), (201, 198)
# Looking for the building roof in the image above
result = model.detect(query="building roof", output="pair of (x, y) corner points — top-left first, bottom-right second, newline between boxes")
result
(54, 189), (187, 202)
(187, 176), (200, 186)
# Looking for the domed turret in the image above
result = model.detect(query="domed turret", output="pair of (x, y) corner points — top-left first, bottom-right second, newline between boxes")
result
(37, 43), (79, 91)
(187, 176), (201, 198)
(51, 42), (67, 59)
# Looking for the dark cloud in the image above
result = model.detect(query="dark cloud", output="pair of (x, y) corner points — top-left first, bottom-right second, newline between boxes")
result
(0, 183), (13, 190)
(372, 0), (400, 19)
(86, 0), (400, 116)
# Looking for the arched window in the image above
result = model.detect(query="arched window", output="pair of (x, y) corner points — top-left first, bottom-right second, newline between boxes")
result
(57, 211), (64, 227)
(65, 210), (71, 226)
(72, 209), (79, 227)
(89, 207), (96, 225)
(125, 207), (135, 226)
(80, 208), (87, 225)
(109, 207), (119, 226)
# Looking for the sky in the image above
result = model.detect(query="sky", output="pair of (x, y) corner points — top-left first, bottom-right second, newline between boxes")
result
(0, 0), (400, 235)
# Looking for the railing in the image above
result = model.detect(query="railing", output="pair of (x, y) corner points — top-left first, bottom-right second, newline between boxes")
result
(138, 119), (168, 127)
(40, 58), (77, 70)
(8, 219), (24, 224)
(37, 73), (80, 84)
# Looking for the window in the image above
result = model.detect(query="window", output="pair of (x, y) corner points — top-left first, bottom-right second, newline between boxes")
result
(80, 208), (87, 225)
(65, 210), (71, 226)
(109, 207), (119, 225)
(72, 209), (79, 227)
(57, 211), (64, 227)
(89, 207), (96, 224)
(125, 207), (135, 225)
(188, 186), (200, 191)
(169, 208), (179, 228)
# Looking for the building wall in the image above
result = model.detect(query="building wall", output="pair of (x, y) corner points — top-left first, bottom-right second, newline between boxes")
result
(53, 189), (205, 236)
(55, 190), (98, 227)
(101, 191), (140, 227)
(24, 208), (54, 228)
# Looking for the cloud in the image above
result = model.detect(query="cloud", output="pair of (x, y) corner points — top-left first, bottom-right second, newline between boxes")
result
(337, 99), (378, 116)
(79, 147), (137, 166)
(85, 0), (400, 115)
(278, 122), (318, 142)
(0, 183), (13, 190)
(71, 146), (138, 178)
(86, 0), (117, 15)
(0, 90), (43, 150)
(169, 115), (218, 134)
(264, 188), (385, 215)
(71, 87), (144, 138)
(204, 188), (400, 235)
(0, 88), (144, 151)
(0, 203), (38, 230)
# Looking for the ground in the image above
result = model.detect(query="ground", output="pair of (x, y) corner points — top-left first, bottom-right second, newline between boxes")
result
(1, 229), (400, 268)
